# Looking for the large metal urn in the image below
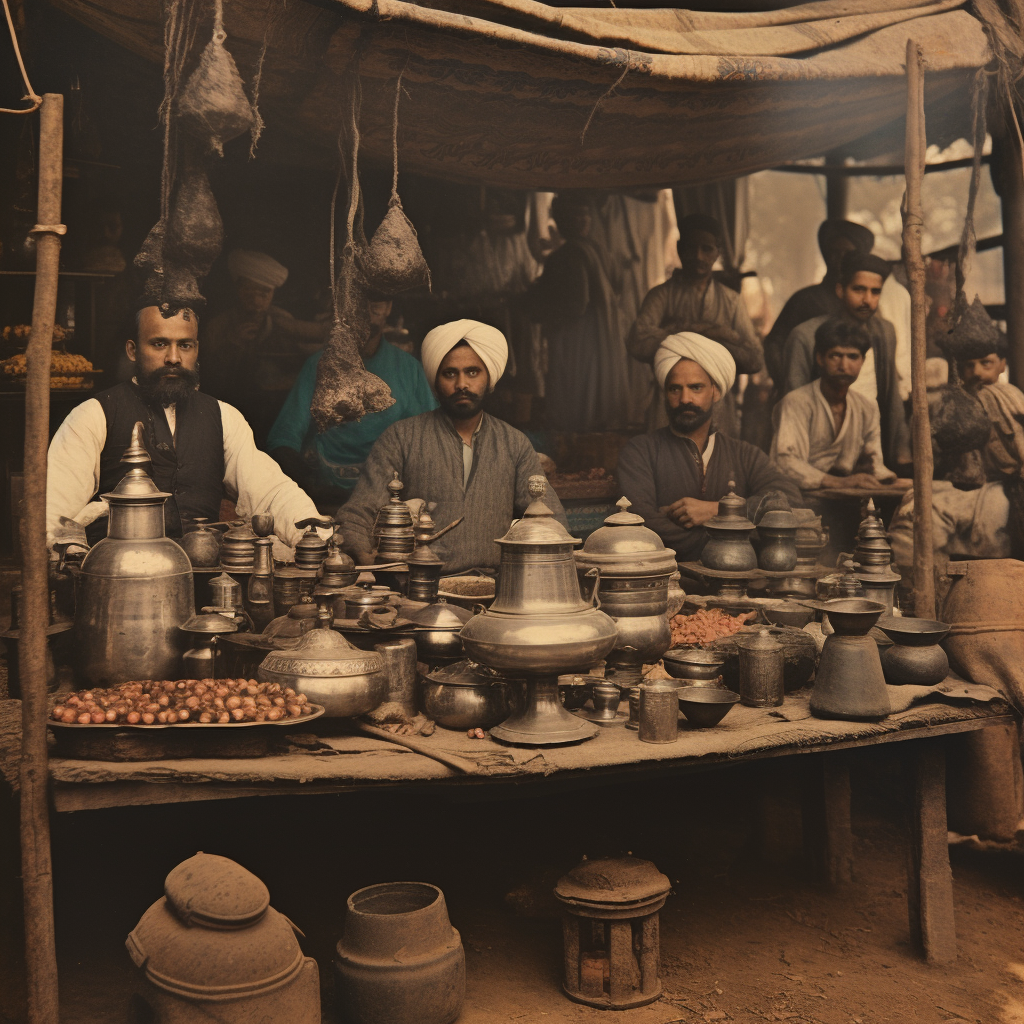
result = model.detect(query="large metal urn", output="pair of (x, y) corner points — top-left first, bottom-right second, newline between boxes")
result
(75, 424), (194, 685)
(575, 497), (677, 689)
(460, 476), (617, 745)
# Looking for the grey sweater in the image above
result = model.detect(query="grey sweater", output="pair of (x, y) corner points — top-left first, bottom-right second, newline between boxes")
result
(336, 409), (568, 573)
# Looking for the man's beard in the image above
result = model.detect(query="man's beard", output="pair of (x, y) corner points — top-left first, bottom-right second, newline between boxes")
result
(135, 365), (201, 405)
(667, 400), (713, 434)
(440, 388), (485, 421)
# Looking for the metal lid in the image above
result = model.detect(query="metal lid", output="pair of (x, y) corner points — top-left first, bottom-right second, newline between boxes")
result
(259, 627), (383, 677)
(554, 855), (670, 905)
(741, 627), (782, 652)
(102, 424), (170, 503)
(180, 611), (238, 636)
(409, 598), (472, 629)
(426, 659), (502, 687)
(164, 852), (269, 927)
(704, 482), (754, 532)
(757, 509), (799, 531)
(577, 497), (676, 576)
(498, 475), (581, 547)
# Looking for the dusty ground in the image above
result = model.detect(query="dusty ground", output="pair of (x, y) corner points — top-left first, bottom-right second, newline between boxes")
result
(1, 748), (1022, 1023)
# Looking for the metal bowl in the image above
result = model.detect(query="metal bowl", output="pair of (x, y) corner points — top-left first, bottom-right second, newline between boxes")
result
(818, 599), (886, 637)
(875, 616), (950, 647)
(760, 600), (814, 629)
(676, 686), (740, 728)
(662, 649), (726, 682)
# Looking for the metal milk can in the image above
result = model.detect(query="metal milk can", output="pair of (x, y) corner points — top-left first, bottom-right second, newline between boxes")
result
(75, 423), (194, 685)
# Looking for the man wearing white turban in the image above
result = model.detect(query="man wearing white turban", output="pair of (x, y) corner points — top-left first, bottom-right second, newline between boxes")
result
(336, 320), (567, 573)
(203, 249), (329, 442)
(617, 332), (800, 561)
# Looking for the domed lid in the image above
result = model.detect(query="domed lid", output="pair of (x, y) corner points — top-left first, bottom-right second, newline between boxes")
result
(165, 852), (269, 927)
(704, 482), (754, 532)
(221, 521), (258, 543)
(577, 497), (676, 576)
(125, 853), (305, 999)
(409, 598), (472, 630)
(555, 855), (670, 905)
(426, 659), (501, 687)
(498, 475), (581, 547)
(101, 424), (171, 504)
(741, 627), (782, 652)
(180, 611), (238, 636)
(259, 626), (383, 677)
(757, 509), (799, 531)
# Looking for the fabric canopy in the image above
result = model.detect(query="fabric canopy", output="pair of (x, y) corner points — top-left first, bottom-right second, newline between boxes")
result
(54, 0), (992, 188)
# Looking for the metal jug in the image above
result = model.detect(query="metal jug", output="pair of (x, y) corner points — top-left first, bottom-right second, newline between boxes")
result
(75, 423), (194, 685)
(700, 483), (757, 572)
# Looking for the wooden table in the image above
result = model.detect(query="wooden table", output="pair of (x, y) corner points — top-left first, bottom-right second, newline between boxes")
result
(30, 688), (1014, 966)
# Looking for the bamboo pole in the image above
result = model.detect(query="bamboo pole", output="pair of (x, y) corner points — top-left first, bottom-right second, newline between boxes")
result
(901, 42), (935, 620)
(19, 92), (64, 1024)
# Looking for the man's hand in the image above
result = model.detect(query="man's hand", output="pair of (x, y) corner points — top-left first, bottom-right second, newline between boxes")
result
(663, 496), (719, 529)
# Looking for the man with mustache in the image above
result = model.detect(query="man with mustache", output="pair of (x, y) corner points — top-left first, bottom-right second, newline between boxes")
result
(616, 333), (799, 560)
(780, 250), (911, 472)
(771, 318), (908, 493)
(335, 319), (566, 573)
(45, 303), (327, 552)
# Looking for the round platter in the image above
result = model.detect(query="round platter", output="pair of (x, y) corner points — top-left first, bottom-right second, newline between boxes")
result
(48, 704), (325, 730)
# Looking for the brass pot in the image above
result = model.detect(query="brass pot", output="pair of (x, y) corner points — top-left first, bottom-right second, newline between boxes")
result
(178, 517), (223, 568)
(257, 627), (387, 717)
(700, 487), (757, 572)
(409, 599), (470, 664)
(421, 661), (512, 730)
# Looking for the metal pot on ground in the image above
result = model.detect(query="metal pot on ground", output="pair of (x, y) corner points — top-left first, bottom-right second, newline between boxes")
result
(421, 660), (513, 731)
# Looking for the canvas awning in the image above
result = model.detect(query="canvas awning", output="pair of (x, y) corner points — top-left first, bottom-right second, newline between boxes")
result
(53, 0), (992, 188)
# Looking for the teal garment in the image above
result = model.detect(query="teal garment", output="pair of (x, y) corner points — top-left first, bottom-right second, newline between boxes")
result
(266, 341), (438, 490)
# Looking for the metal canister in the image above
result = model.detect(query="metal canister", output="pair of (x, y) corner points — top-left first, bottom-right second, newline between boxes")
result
(737, 628), (784, 708)
(638, 679), (678, 743)
(625, 685), (641, 730)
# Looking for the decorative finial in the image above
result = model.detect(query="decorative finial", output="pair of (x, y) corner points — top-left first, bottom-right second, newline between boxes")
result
(866, 498), (876, 514)
(616, 496), (632, 512)
(387, 473), (404, 499)
(528, 474), (546, 500)
(728, 479), (737, 492)
(121, 421), (151, 465)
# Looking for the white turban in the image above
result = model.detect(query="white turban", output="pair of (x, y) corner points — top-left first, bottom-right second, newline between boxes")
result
(421, 319), (508, 393)
(653, 332), (736, 396)
(227, 249), (288, 290)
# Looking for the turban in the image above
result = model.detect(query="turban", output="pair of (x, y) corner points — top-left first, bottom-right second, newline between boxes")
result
(421, 319), (508, 392)
(227, 249), (288, 290)
(653, 332), (736, 396)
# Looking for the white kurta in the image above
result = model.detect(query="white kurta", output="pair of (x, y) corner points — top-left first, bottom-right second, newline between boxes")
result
(45, 397), (325, 557)
(770, 380), (895, 491)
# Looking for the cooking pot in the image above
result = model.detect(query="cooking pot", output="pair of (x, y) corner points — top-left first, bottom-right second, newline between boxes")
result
(421, 660), (512, 730)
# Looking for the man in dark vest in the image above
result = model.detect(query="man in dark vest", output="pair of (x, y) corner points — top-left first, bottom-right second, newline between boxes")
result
(46, 303), (326, 554)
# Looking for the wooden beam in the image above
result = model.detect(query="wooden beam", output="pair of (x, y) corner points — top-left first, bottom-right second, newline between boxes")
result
(19, 92), (63, 1024)
(902, 40), (936, 620)
(773, 154), (989, 177)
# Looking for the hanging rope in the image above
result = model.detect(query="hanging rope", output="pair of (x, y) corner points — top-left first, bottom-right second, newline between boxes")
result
(580, 63), (628, 146)
(1, 0), (41, 115)
(953, 68), (989, 323)
(390, 68), (406, 198)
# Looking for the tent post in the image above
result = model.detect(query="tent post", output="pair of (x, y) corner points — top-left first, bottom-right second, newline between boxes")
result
(902, 42), (936, 620)
(999, 126), (1024, 389)
(19, 92), (63, 1024)
(824, 149), (849, 220)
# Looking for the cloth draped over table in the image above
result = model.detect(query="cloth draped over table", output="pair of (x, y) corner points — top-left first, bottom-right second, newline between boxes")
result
(55, 0), (992, 188)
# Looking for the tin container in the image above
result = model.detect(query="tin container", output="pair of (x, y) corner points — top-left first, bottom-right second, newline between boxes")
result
(737, 628), (785, 707)
(638, 679), (678, 743)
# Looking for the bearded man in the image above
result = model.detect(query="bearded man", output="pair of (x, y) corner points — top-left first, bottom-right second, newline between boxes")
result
(616, 333), (799, 560)
(335, 319), (566, 573)
(45, 303), (326, 555)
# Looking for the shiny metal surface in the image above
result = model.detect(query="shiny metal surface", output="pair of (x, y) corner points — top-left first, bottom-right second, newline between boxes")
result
(178, 517), (223, 568)
(373, 473), (416, 561)
(737, 628), (784, 708)
(257, 627), (387, 717)
(421, 662), (512, 731)
(219, 521), (258, 570)
(810, 599), (889, 720)
(756, 510), (799, 572)
(575, 496), (677, 578)
(76, 425), (195, 685)
(294, 518), (331, 570)
(639, 679), (679, 742)
(700, 483), (758, 571)
(409, 599), (471, 664)
(876, 615), (950, 685)
(677, 686), (740, 728)
(661, 649), (726, 683)
(488, 675), (599, 745)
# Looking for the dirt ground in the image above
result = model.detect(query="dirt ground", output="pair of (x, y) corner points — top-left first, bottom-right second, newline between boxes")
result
(1, 747), (1022, 1024)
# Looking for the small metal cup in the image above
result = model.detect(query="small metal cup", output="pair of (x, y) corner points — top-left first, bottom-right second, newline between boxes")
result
(638, 681), (678, 743)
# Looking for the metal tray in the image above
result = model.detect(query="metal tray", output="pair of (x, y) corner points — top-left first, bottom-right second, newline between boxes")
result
(49, 703), (325, 730)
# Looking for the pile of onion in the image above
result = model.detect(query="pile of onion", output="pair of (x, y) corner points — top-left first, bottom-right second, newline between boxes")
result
(51, 678), (312, 725)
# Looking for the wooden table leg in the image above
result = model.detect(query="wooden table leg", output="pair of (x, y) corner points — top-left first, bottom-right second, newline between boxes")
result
(802, 751), (854, 886)
(904, 738), (957, 964)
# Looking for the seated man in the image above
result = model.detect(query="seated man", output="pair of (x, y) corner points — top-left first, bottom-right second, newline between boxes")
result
(890, 299), (1024, 572)
(771, 319), (908, 493)
(335, 320), (567, 573)
(781, 251), (911, 471)
(616, 333), (799, 561)
(627, 213), (763, 433)
(266, 292), (437, 496)
(763, 219), (874, 383)
(46, 303), (327, 556)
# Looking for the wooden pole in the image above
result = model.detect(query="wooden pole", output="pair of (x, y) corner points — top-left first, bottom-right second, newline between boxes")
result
(19, 92), (63, 1024)
(902, 41), (935, 620)
(998, 124), (1024, 389)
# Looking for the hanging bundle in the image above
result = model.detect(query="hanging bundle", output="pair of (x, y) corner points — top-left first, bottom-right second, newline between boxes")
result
(176, 0), (254, 156)
(357, 72), (431, 295)
(164, 155), (224, 276)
